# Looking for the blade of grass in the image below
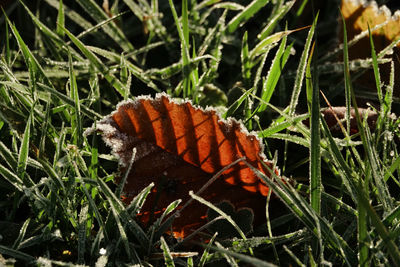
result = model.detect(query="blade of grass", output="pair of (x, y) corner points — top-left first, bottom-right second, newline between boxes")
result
(190, 191), (254, 255)
(258, 113), (309, 137)
(0, 141), (17, 170)
(17, 109), (32, 186)
(257, 36), (293, 113)
(6, 15), (53, 87)
(160, 236), (175, 267)
(258, 0), (295, 40)
(151, 200), (182, 247)
(246, 162), (357, 266)
(250, 26), (308, 59)
(241, 31), (251, 87)
(83, 46), (158, 91)
(320, 117), (357, 201)
(307, 42), (321, 215)
(0, 163), (24, 191)
(206, 243), (277, 267)
(356, 182), (400, 264)
(75, 0), (134, 52)
(62, 26), (126, 97)
(339, 9), (352, 137)
(44, 0), (93, 29)
(346, 24), (392, 209)
(307, 41), (323, 262)
(18, 0), (65, 46)
(223, 87), (255, 119)
(109, 200), (132, 260)
(288, 13), (318, 116)
(68, 52), (82, 147)
(56, 0), (65, 38)
(37, 83), (101, 120)
(5, 20), (11, 65)
(225, 0), (270, 34)
(72, 165), (107, 241)
(168, 0), (194, 97)
(145, 54), (214, 79)
(368, 25), (382, 104)
(0, 245), (35, 263)
(349, 76), (395, 267)
(96, 176), (150, 249)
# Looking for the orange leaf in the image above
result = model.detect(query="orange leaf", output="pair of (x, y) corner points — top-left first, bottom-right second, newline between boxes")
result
(340, 0), (400, 94)
(90, 93), (279, 238)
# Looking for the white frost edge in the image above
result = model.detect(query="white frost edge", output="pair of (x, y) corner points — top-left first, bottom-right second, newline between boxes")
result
(345, 0), (393, 20)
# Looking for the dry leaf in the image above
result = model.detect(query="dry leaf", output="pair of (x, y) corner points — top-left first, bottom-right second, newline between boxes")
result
(88, 93), (279, 238)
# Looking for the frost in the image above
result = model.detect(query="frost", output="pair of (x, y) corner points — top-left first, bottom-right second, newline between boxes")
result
(348, 0), (391, 18)
(99, 247), (107, 255)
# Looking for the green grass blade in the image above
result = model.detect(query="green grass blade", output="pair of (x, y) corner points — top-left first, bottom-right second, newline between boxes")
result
(19, 0), (64, 47)
(253, 47), (271, 90)
(5, 20), (11, 65)
(241, 31), (251, 87)
(257, 0), (295, 40)
(339, 9), (352, 136)
(160, 236), (175, 267)
(182, 0), (189, 45)
(59, 26), (126, 97)
(68, 52), (82, 146)
(17, 110), (32, 185)
(96, 177), (150, 249)
(368, 25), (382, 103)
(257, 37), (292, 113)
(168, 0), (192, 97)
(250, 27), (302, 59)
(13, 218), (31, 250)
(69, 12), (128, 49)
(246, 163), (357, 265)
(37, 83), (101, 120)
(357, 183), (400, 264)
(258, 113), (309, 137)
(56, 0), (65, 38)
(207, 243), (277, 267)
(307, 43), (321, 215)
(151, 199), (182, 244)
(190, 191), (252, 253)
(288, 13), (318, 116)
(223, 87), (254, 119)
(75, 0), (134, 52)
(0, 141), (17, 170)
(77, 177), (108, 241)
(109, 200), (132, 260)
(320, 117), (357, 201)
(37, 159), (65, 192)
(225, 0), (270, 34)
(307, 42), (322, 261)
(0, 244), (35, 263)
(121, 0), (144, 19)
(85, 46), (158, 90)
(383, 60), (394, 119)
(384, 154), (400, 182)
(0, 163), (24, 191)
(44, 0), (93, 29)
(6, 16), (52, 87)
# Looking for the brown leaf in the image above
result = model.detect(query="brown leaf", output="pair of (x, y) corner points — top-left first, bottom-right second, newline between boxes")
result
(89, 93), (279, 238)
(339, 0), (400, 95)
